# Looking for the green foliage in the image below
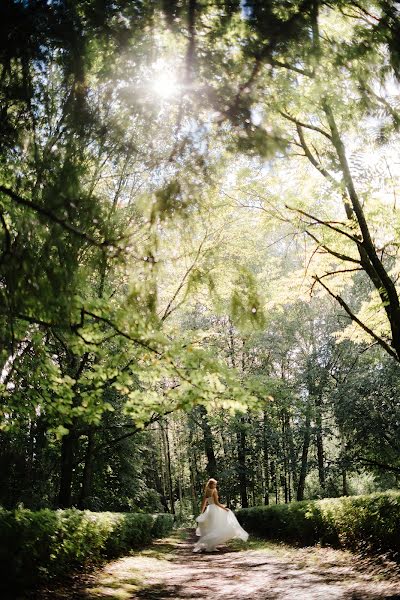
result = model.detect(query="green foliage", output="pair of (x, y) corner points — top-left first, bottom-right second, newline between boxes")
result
(237, 500), (320, 545)
(230, 268), (266, 331)
(237, 491), (400, 558)
(1, 0), (400, 542)
(0, 508), (174, 593)
(333, 354), (400, 473)
(151, 513), (175, 538)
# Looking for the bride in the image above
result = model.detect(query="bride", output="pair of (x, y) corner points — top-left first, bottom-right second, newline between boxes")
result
(193, 478), (249, 552)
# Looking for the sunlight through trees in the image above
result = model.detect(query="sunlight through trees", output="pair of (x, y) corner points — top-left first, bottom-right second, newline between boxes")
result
(0, 0), (399, 517)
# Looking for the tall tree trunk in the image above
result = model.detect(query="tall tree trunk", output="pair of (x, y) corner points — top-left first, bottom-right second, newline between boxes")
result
(188, 451), (198, 515)
(26, 417), (35, 500)
(315, 394), (325, 491)
(297, 398), (312, 501)
(236, 416), (248, 508)
(187, 416), (198, 514)
(78, 429), (95, 509)
(340, 439), (349, 497)
(281, 412), (289, 504)
(342, 469), (348, 496)
(271, 460), (278, 504)
(57, 353), (89, 508)
(285, 411), (297, 500)
(198, 406), (218, 478)
(219, 412), (232, 506)
(157, 425), (169, 512)
(76, 256), (107, 511)
(174, 423), (184, 521)
(161, 420), (175, 514)
(263, 411), (270, 505)
(251, 472), (256, 506)
(58, 430), (76, 508)
(177, 467), (183, 520)
(316, 430), (325, 490)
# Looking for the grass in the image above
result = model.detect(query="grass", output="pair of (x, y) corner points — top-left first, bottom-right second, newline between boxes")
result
(228, 536), (288, 554)
(132, 538), (177, 561)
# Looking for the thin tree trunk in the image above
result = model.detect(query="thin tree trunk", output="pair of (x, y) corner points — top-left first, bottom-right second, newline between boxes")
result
(252, 474), (256, 506)
(188, 416), (199, 514)
(219, 412), (232, 506)
(198, 406), (218, 478)
(189, 452), (198, 515)
(263, 411), (270, 505)
(58, 430), (76, 508)
(157, 425), (169, 512)
(281, 412), (289, 504)
(175, 423), (184, 521)
(78, 429), (95, 509)
(342, 469), (348, 496)
(162, 420), (175, 514)
(315, 394), (325, 491)
(237, 416), (248, 508)
(26, 417), (35, 497)
(297, 398), (312, 501)
(271, 460), (278, 504)
(285, 411), (297, 501)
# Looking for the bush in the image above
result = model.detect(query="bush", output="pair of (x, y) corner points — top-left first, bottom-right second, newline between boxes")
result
(151, 513), (175, 538)
(0, 509), (174, 593)
(236, 490), (400, 559)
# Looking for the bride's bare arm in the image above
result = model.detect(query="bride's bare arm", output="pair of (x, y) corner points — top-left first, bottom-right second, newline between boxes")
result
(213, 489), (229, 511)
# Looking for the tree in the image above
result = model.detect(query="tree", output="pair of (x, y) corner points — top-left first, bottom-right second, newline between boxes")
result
(156, 1), (400, 364)
(2, 0), (400, 513)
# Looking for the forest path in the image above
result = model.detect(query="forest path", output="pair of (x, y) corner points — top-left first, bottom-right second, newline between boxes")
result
(37, 530), (400, 600)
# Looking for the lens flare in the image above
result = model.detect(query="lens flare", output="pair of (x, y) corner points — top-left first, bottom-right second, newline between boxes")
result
(150, 58), (181, 99)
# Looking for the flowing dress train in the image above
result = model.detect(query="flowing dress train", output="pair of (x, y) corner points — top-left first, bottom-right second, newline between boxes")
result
(193, 496), (249, 552)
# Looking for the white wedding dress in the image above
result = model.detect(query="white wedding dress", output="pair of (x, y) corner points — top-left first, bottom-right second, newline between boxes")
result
(193, 495), (249, 552)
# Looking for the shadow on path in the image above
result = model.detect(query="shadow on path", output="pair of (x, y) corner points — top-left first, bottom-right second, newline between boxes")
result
(30, 529), (400, 600)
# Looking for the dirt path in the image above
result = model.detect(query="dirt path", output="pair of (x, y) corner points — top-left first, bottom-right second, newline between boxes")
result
(35, 530), (400, 600)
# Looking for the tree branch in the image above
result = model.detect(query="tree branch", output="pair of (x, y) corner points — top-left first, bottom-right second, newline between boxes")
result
(313, 275), (398, 359)
(295, 125), (339, 187)
(305, 230), (361, 264)
(95, 411), (174, 453)
(81, 310), (163, 356)
(316, 267), (363, 280)
(323, 101), (400, 360)
(265, 57), (313, 77)
(286, 204), (360, 244)
(0, 185), (114, 248)
(279, 111), (332, 139)
(355, 456), (400, 474)
(16, 313), (60, 328)
(161, 234), (207, 322)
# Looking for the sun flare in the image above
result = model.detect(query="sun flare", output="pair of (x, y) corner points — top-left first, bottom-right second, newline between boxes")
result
(152, 71), (180, 99)
(150, 58), (181, 99)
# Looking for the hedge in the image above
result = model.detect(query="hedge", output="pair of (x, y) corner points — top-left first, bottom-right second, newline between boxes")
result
(0, 509), (174, 592)
(236, 490), (400, 559)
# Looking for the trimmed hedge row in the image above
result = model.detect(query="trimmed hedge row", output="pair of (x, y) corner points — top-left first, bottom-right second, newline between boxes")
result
(0, 509), (174, 592)
(236, 491), (400, 559)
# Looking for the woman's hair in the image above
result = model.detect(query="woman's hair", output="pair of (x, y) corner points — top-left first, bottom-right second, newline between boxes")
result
(204, 478), (217, 493)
